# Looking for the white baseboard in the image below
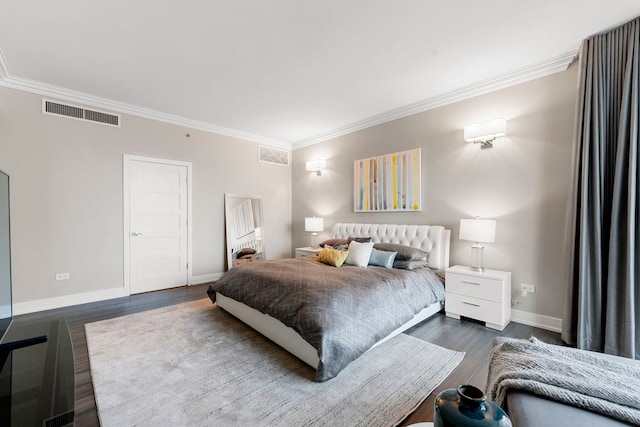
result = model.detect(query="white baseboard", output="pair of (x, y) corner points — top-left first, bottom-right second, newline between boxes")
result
(191, 273), (223, 285)
(14, 287), (129, 315)
(13, 273), (224, 316)
(511, 309), (563, 333)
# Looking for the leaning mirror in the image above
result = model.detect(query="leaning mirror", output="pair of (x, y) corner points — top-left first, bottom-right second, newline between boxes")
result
(224, 194), (265, 270)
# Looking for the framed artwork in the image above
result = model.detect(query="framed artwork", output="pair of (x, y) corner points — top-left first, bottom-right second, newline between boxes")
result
(354, 148), (422, 212)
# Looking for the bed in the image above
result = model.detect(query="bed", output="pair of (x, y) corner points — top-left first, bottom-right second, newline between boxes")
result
(207, 222), (451, 381)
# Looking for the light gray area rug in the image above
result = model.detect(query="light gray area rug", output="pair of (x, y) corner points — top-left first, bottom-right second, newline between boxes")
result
(86, 299), (464, 427)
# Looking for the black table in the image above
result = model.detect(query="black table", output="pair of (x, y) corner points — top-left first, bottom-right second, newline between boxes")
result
(0, 319), (74, 426)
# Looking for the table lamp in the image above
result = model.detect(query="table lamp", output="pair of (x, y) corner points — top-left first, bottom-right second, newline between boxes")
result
(459, 218), (496, 272)
(305, 216), (324, 248)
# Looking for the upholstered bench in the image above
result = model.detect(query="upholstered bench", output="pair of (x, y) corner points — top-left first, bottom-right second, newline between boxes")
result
(491, 337), (637, 427)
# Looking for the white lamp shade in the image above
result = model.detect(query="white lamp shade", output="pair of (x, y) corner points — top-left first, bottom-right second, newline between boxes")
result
(306, 159), (326, 172)
(305, 217), (324, 232)
(459, 218), (496, 243)
(464, 118), (507, 142)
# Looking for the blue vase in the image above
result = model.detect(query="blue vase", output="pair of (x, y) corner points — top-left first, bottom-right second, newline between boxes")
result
(434, 384), (512, 427)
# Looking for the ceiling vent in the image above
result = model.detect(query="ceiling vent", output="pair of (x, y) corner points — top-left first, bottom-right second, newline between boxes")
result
(259, 145), (290, 166)
(42, 99), (120, 127)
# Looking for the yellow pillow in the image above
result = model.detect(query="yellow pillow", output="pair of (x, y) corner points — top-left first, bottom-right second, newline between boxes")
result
(317, 247), (349, 267)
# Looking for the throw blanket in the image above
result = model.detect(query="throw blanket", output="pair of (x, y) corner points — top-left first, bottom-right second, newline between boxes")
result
(208, 257), (445, 382)
(486, 337), (640, 425)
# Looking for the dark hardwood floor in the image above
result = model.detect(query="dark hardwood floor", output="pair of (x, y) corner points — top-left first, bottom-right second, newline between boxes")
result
(11, 284), (562, 426)
(11, 283), (211, 427)
(401, 313), (562, 425)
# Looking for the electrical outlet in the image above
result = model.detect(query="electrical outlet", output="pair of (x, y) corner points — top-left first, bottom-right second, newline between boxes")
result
(56, 273), (70, 281)
(521, 283), (535, 294)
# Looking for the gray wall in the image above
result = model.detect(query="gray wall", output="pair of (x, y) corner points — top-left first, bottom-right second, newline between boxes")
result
(0, 62), (578, 322)
(0, 86), (292, 305)
(292, 64), (578, 321)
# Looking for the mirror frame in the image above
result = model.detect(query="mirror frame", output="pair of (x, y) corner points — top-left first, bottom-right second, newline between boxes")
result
(224, 193), (265, 270)
(0, 169), (12, 342)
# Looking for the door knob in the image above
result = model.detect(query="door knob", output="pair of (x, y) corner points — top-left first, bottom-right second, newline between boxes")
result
(132, 232), (144, 237)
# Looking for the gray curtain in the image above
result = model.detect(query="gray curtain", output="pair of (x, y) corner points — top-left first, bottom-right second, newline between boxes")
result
(562, 17), (639, 359)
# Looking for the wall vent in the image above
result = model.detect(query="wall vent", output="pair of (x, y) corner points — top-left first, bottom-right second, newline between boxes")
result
(43, 99), (120, 127)
(259, 145), (290, 166)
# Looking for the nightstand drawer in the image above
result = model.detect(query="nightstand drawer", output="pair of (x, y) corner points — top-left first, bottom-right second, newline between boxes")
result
(295, 247), (323, 258)
(445, 293), (503, 325)
(296, 252), (316, 258)
(446, 272), (502, 302)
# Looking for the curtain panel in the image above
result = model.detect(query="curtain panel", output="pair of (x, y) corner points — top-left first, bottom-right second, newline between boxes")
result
(563, 17), (640, 359)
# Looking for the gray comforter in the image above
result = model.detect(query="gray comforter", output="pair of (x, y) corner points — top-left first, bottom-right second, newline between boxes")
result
(207, 257), (445, 381)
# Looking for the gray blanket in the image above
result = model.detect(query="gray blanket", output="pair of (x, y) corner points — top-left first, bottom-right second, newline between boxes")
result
(207, 257), (445, 381)
(486, 337), (640, 425)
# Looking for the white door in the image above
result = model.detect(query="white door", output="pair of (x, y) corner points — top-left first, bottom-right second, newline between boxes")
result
(128, 159), (189, 294)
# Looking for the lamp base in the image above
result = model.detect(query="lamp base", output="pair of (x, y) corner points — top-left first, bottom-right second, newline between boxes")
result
(469, 244), (485, 272)
(310, 232), (318, 248)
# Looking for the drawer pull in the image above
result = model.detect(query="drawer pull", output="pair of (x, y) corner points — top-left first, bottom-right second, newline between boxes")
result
(463, 301), (480, 307)
(462, 280), (481, 285)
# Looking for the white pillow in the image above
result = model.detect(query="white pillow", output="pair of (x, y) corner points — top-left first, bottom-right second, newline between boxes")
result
(344, 240), (374, 267)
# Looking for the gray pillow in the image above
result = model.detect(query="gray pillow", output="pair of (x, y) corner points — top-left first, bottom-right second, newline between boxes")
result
(319, 238), (348, 248)
(347, 236), (372, 244)
(392, 259), (430, 270)
(373, 243), (427, 261)
(235, 248), (256, 258)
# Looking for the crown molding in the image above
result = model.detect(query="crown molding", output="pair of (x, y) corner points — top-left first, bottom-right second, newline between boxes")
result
(292, 50), (578, 149)
(0, 51), (291, 150)
(1, 48), (577, 152)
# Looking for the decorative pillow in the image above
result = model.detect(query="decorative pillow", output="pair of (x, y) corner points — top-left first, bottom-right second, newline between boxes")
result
(344, 241), (375, 267)
(317, 247), (349, 267)
(392, 259), (430, 270)
(235, 248), (256, 258)
(332, 242), (349, 251)
(347, 236), (373, 244)
(319, 238), (348, 248)
(373, 243), (427, 261)
(368, 248), (397, 269)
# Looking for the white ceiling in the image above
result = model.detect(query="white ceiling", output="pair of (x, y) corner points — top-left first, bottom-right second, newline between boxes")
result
(1, 1), (640, 149)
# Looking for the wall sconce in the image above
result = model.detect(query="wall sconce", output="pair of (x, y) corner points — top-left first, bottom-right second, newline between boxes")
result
(305, 216), (324, 247)
(463, 118), (507, 149)
(306, 159), (326, 176)
(459, 217), (496, 272)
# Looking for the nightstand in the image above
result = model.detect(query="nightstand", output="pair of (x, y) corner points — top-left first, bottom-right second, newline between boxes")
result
(444, 265), (511, 331)
(295, 246), (323, 258)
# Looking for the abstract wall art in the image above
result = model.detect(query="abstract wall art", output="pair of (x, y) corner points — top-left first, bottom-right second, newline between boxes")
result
(354, 148), (421, 212)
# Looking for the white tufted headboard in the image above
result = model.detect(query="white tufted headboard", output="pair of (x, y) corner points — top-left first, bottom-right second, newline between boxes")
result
(331, 223), (451, 271)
